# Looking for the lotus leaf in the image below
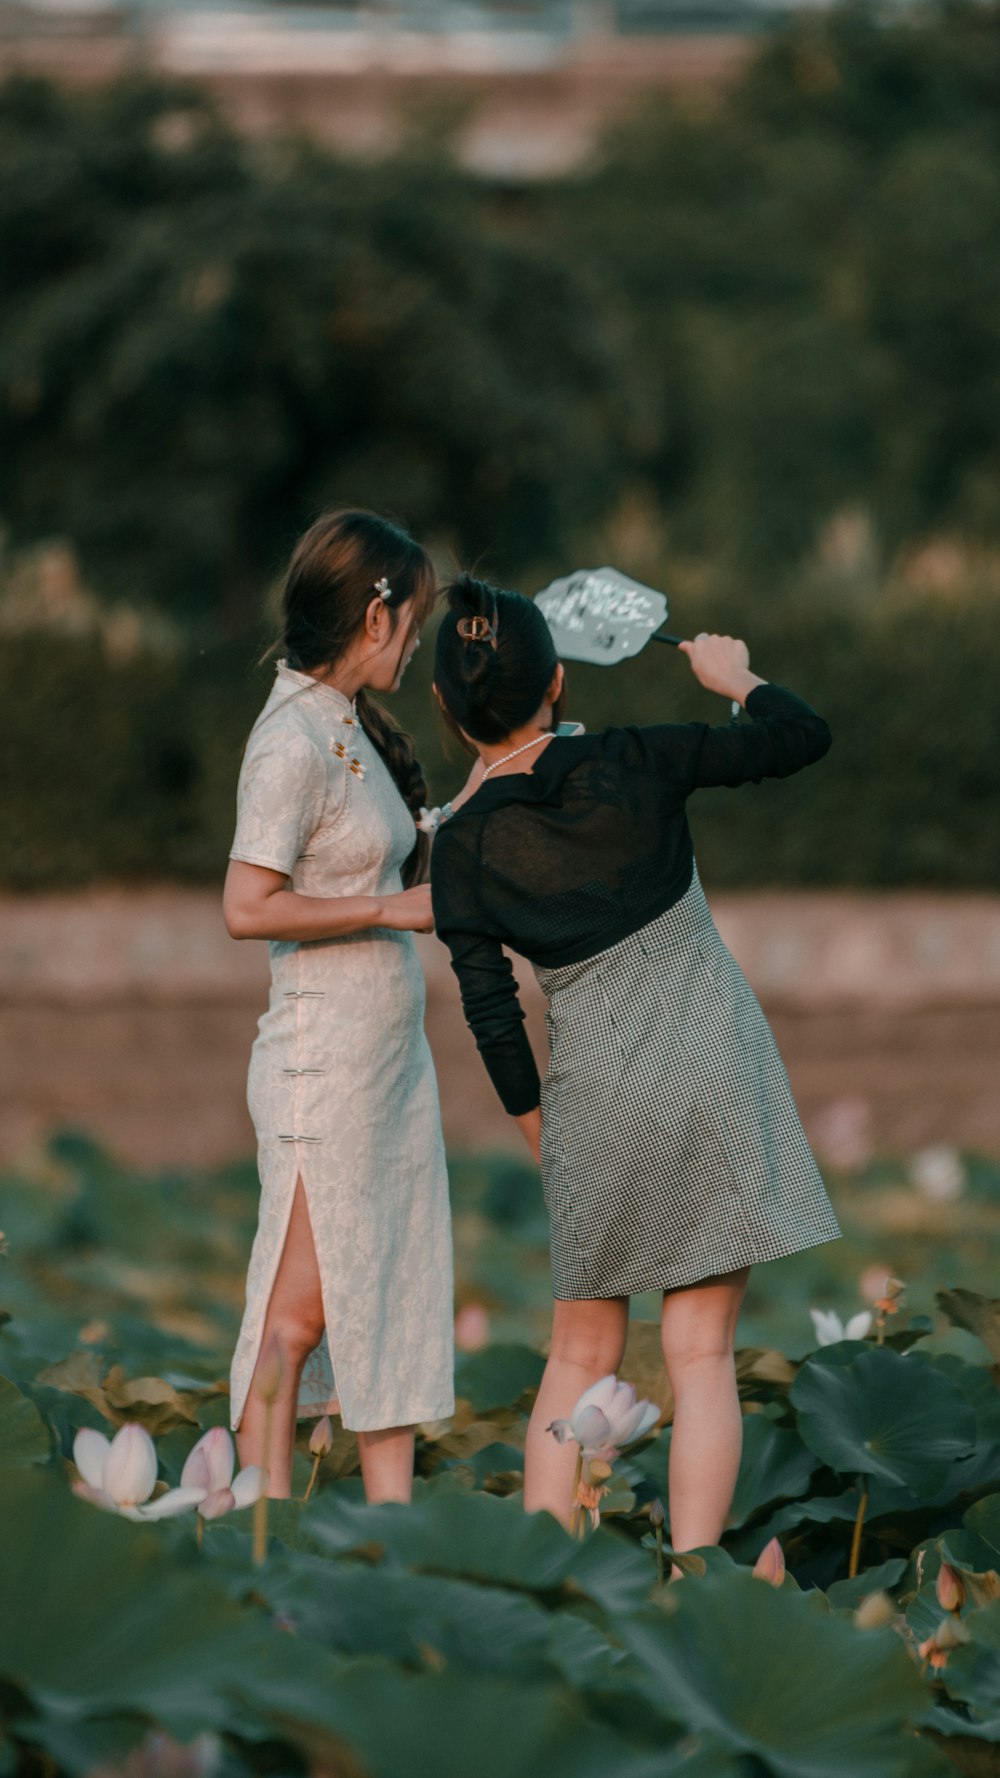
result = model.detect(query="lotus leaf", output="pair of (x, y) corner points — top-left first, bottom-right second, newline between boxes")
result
(826, 1557), (908, 1610)
(617, 1569), (950, 1777)
(303, 1483), (654, 1613)
(0, 1470), (339, 1743)
(937, 1599), (1000, 1722)
(789, 1344), (976, 1492)
(453, 1342), (546, 1413)
(0, 1375), (51, 1468)
(261, 1662), (687, 1778)
(725, 1413), (822, 1529)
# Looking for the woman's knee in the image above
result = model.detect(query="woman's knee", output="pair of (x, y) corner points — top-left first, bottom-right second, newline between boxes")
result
(261, 1306), (326, 1369)
(548, 1301), (628, 1374)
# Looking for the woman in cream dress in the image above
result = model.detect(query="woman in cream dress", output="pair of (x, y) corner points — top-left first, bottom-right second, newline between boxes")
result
(223, 510), (454, 1503)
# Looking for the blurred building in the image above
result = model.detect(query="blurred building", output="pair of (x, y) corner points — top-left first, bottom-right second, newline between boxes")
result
(0, 0), (854, 175)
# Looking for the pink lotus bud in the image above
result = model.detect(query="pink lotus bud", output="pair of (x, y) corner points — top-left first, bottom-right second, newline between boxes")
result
(936, 1563), (967, 1613)
(752, 1536), (786, 1586)
(649, 1498), (665, 1529)
(309, 1415), (334, 1458)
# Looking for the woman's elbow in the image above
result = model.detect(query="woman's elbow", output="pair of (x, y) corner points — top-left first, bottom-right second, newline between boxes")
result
(223, 897), (260, 940)
(811, 718), (833, 761)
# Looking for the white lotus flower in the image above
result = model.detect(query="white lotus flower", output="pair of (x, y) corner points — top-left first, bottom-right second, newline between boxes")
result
(548, 1374), (659, 1462)
(72, 1422), (263, 1522)
(180, 1425), (265, 1517)
(72, 1423), (205, 1521)
(809, 1307), (873, 1347)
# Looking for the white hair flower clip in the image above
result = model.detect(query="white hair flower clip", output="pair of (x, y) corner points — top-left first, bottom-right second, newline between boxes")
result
(374, 577), (393, 601)
(416, 804), (454, 834)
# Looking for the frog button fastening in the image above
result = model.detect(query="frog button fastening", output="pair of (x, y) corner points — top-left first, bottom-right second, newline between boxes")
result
(331, 737), (366, 779)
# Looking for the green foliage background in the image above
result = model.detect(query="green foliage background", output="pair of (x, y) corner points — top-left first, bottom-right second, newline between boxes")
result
(2, 1), (1000, 888)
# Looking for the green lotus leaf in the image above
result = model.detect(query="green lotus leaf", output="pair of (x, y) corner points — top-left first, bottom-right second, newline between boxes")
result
(262, 1662), (687, 1778)
(826, 1557), (908, 1610)
(0, 1376), (52, 1469)
(453, 1343), (546, 1413)
(940, 1493), (1000, 1575)
(11, 1713), (155, 1778)
(938, 1599), (1000, 1721)
(303, 1483), (654, 1614)
(725, 1413), (821, 1530)
(617, 1568), (950, 1778)
(923, 1700), (1000, 1742)
(0, 1469), (340, 1743)
(250, 1548), (620, 1686)
(789, 1345), (976, 1492)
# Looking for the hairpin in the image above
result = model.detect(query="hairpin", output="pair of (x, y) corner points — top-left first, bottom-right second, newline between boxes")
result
(374, 577), (393, 602)
(416, 803), (454, 834)
(456, 615), (498, 648)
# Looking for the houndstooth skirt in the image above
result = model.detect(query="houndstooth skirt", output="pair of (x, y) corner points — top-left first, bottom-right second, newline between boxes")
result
(533, 861), (842, 1299)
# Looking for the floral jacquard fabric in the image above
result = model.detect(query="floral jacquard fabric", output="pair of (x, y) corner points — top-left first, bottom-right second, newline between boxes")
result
(228, 662), (455, 1434)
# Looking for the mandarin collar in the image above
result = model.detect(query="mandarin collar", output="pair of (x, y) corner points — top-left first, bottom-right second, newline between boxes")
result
(276, 659), (357, 720)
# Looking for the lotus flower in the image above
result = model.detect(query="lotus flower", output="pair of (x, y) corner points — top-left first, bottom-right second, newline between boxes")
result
(73, 1422), (263, 1522)
(809, 1307), (872, 1347)
(548, 1374), (659, 1463)
(179, 1425), (265, 1518)
(72, 1423), (204, 1521)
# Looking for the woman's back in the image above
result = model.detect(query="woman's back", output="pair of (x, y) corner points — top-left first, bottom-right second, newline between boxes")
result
(432, 682), (831, 973)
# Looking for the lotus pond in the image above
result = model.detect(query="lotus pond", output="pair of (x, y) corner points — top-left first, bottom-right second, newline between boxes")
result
(2, 1133), (1000, 1778)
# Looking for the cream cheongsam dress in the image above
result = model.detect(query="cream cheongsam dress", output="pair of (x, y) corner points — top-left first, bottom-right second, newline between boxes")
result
(227, 660), (455, 1434)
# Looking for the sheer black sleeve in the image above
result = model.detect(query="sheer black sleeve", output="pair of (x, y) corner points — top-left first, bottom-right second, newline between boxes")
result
(625, 682), (832, 796)
(430, 826), (541, 1117)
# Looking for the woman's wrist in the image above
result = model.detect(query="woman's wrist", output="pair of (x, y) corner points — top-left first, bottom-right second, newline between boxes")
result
(729, 670), (767, 706)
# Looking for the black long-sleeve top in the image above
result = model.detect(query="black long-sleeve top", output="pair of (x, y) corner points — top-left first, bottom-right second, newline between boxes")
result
(430, 683), (832, 1117)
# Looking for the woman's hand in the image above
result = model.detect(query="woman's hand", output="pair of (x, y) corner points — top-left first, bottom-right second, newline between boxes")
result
(677, 633), (766, 706)
(377, 884), (435, 933)
(514, 1106), (543, 1165)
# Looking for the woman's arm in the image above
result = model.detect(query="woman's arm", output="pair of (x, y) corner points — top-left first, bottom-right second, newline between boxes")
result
(431, 830), (542, 1132)
(634, 633), (831, 793)
(223, 859), (433, 941)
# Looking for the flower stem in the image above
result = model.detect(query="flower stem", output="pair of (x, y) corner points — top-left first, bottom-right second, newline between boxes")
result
(253, 1396), (274, 1567)
(569, 1447), (583, 1538)
(655, 1524), (664, 1587)
(849, 1477), (869, 1578)
(303, 1452), (321, 1504)
(196, 1515), (204, 1552)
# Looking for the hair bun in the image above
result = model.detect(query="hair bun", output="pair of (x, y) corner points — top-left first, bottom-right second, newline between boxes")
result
(448, 574), (500, 704)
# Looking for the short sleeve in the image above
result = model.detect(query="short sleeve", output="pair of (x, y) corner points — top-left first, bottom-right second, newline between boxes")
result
(229, 726), (330, 876)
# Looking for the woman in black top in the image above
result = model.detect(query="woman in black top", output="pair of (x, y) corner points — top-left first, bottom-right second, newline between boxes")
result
(431, 574), (841, 1557)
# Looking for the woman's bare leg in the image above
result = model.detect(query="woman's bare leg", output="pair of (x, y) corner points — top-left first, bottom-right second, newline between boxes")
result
(660, 1264), (750, 1573)
(236, 1176), (327, 1497)
(523, 1296), (629, 1527)
(357, 1426), (416, 1504)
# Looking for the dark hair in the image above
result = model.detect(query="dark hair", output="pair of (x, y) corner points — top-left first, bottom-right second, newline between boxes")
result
(277, 509), (437, 886)
(434, 573), (563, 745)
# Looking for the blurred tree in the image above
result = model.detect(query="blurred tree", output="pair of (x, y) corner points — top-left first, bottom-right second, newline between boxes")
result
(539, 0), (1000, 579)
(0, 78), (633, 631)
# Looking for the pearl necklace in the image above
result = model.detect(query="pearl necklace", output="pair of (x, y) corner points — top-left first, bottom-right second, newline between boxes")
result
(481, 733), (552, 779)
